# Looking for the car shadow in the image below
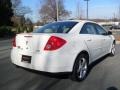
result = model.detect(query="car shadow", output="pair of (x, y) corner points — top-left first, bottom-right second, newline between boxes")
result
(87, 54), (110, 76)
(19, 54), (110, 80)
(106, 86), (118, 90)
(21, 67), (70, 79)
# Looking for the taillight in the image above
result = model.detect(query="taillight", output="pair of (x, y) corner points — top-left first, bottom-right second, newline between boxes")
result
(12, 36), (16, 47)
(44, 36), (66, 51)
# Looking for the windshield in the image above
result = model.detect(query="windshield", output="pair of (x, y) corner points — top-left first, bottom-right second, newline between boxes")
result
(33, 21), (78, 33)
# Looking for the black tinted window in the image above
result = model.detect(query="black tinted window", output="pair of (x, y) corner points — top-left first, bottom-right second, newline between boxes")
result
(80, 23), (97, 34)
(33, 22), (78, 33)
(95, 24), (107, 35)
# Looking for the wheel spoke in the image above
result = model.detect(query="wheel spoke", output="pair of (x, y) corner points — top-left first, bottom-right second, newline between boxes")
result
(112, 44), (115, 55)
(77, 58), (87, 79)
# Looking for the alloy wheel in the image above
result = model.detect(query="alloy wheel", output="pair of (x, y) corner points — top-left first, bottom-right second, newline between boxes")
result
(77, 58), (88, 79)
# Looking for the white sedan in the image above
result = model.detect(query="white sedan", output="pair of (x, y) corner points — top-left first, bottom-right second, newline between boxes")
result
(11, 20), (115, 81)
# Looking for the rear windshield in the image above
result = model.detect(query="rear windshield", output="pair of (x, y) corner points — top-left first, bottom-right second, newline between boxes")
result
(33, 22), (78, 33)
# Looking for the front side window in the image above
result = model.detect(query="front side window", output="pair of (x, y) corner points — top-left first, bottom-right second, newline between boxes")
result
(80, 23), (97, 34)
(33, 22), (78, 33)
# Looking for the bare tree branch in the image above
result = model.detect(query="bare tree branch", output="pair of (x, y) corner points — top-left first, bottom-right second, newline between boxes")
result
(39, 0), (70, 23)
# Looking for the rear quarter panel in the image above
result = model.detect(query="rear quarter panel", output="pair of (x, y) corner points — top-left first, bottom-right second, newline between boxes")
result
(53, 33), (91, 69)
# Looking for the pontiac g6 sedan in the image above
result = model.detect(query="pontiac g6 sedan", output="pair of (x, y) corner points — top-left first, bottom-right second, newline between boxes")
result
(11, 20), (115, 81)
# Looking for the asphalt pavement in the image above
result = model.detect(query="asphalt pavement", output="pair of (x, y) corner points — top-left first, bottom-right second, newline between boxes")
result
(0, 39), (120, 90)
(0, 39), (11, 51)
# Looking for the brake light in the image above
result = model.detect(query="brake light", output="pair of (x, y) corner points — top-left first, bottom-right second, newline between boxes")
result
(44, 36), (66, 51)
(12, 36), (16, 47)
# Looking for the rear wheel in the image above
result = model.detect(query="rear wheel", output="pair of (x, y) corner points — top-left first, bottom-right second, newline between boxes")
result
(110, 43), (115, 56)
(71, 54), (89, 81)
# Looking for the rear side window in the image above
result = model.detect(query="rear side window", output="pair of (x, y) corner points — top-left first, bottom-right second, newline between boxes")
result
(80, 23), (97, 34)
(95, 24), (107, 35)
(33, 22), (78, 33)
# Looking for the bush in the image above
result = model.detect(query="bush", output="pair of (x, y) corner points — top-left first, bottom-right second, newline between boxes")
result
(0, 26), (15, 38)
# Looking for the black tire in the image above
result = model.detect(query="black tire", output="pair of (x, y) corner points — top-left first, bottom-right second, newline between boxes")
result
(71, 53), (89, 81)
(110, 43), (115, 56)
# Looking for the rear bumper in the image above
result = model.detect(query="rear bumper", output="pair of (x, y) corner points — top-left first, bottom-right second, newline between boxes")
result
(11, 48), (73, 73)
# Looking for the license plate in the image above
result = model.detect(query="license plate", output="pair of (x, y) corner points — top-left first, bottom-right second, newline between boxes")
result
(21, 55), (31, 63)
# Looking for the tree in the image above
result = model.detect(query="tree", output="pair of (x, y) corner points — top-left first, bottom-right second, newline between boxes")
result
(11, 0), (32, 33)
(76, 1), (84, 19)
(11, 0), (21, 14)
(118, 5), (120, 22)
(11, 0), (31, 16)
(112, 13), (118, 22)
(39, 0), (70, 23)
(25, 18), (33, 32)
(0, 0), (13, 26)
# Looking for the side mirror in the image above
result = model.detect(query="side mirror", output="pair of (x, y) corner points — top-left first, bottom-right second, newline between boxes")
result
(108, 31), (112, 35)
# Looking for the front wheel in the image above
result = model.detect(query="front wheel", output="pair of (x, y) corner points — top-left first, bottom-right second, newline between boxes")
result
(71, 54), (88, 81)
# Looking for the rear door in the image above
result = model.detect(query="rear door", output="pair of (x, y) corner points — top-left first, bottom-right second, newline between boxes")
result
(80, 23), (103, 61)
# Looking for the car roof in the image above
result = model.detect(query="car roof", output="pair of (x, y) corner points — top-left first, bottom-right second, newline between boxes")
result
(71, 20), (96, 23)
(58, 20), (97, 24)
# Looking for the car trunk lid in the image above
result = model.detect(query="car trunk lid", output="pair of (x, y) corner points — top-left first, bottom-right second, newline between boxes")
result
(16, 33), (50, 53)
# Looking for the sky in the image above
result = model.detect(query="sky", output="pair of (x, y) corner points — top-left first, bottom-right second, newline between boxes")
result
(22, 0), (120, 22)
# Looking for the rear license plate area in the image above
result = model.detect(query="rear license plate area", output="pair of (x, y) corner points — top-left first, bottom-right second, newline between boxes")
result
(21, 55), (31, 63)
